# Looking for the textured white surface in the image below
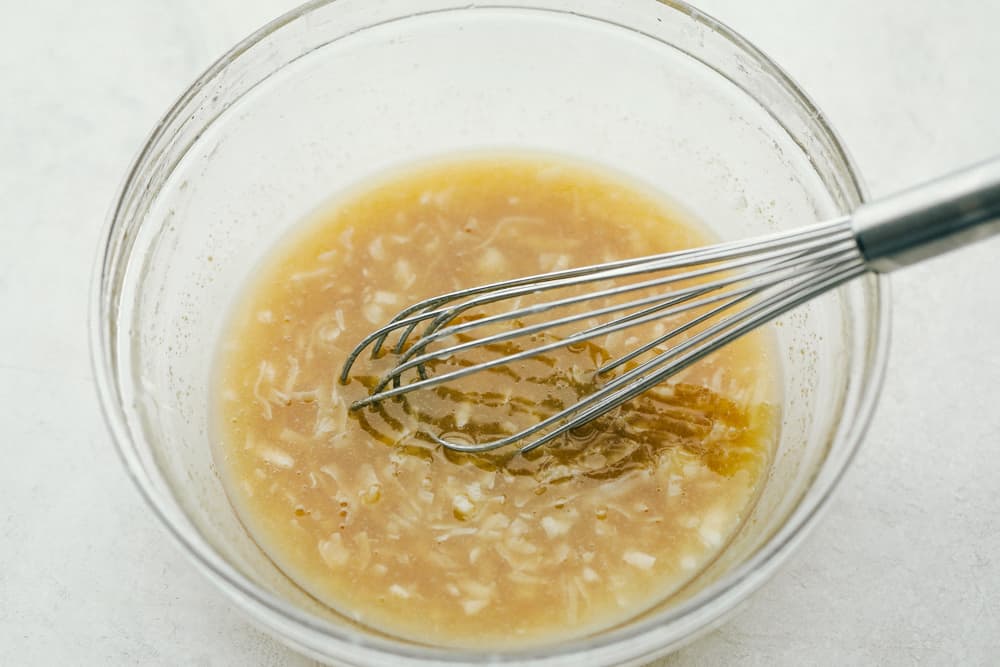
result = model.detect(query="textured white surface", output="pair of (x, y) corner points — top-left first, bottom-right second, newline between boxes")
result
(1, 1), (999, 664)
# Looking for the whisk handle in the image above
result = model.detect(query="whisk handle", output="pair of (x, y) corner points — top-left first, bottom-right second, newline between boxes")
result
(852, 156), (1000, 272)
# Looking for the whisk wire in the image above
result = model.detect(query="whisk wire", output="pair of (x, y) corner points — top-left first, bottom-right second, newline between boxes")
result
(343, 217), (864, 452)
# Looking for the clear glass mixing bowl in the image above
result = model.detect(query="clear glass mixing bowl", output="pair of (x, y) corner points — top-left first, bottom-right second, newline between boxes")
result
(90, 1), (889, 664)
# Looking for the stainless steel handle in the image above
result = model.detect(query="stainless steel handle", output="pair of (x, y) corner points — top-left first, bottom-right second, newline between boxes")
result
(852, 157), (1000, 272)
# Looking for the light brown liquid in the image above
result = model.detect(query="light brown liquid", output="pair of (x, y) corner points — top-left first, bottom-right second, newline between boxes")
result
(214, 154), (779, 647)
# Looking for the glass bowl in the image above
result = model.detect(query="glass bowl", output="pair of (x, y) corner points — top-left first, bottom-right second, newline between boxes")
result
(90, 1), (889, 664)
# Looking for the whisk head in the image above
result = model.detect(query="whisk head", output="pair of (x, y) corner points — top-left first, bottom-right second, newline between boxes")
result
(341, 218), (865, 453)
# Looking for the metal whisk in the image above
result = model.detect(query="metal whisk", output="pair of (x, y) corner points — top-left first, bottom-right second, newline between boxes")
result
(341, 158), (1000, 453)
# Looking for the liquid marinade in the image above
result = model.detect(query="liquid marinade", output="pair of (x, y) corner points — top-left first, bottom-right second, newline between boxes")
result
(214, 154), (780, 646)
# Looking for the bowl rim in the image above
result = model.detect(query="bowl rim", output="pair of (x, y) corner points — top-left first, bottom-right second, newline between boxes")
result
(89, 0), (891, 663)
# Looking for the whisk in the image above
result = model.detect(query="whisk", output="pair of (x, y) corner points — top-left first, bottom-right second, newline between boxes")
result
(341, 158), (1000, 453)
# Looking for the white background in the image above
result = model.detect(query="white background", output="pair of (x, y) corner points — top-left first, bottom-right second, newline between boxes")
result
(2, 1), (999, 664)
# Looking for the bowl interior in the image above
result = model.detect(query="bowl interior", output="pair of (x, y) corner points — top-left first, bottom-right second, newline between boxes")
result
(97, 1), (882, 664)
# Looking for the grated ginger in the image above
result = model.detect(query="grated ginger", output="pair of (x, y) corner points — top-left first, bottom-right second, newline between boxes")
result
(214, 154), (779, 648)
